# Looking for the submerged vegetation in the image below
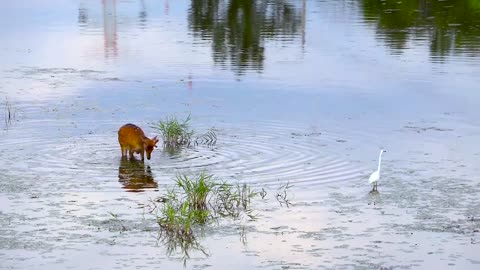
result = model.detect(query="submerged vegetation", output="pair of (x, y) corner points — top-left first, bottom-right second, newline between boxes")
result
(151, 114), (217, 148)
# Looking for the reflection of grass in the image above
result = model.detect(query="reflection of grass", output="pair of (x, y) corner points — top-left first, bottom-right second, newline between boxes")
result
(157, 229), (208, 267)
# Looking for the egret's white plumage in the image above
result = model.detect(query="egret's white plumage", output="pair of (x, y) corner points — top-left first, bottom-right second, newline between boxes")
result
(369, 149), (386, 192)
(368, 170), (379, 184)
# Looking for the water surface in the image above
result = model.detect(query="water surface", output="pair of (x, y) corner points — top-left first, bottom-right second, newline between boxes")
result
(1, 0), (479, 269)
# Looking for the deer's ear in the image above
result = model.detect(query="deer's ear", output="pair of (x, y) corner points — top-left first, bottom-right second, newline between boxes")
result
(153, 136), (159, 143)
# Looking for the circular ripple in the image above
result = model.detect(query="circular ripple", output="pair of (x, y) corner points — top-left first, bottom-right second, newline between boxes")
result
(156, 122), (365, 188)
(0, 120), (365, 192)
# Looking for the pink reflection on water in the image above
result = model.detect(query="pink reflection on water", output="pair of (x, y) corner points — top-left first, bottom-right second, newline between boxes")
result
(103, 0), (118, 58)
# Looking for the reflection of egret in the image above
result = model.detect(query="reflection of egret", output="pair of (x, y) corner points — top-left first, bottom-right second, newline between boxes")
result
(118, 157), (158, 192)
(368, 149), (386, 192)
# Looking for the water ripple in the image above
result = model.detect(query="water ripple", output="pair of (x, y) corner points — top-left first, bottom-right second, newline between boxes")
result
(0, 122), (363, 192)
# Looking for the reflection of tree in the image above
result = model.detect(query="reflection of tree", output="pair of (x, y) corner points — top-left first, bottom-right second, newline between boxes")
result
(189, 0), (303, 74)
(138, 0), (148, 28)
(78, 5), (88, 25)
(361, 0), (480, 60)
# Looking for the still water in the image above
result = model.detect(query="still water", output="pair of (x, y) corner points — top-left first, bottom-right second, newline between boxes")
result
(1, 0), (479, 269)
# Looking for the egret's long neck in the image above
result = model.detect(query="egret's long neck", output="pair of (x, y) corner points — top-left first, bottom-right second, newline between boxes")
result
(377, 151), (383, 172)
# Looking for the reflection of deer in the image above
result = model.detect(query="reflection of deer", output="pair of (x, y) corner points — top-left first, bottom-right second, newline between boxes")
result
(118, 158), (158, 192)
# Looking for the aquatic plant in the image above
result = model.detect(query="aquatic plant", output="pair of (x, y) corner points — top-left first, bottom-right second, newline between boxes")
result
(151, 115), (217, 148)
(155, 173), (257, 227)
(151, 114), (194, 147)
(151, 173), (260, 241)
(144, 173), (293, 265)
(175, 173), (214, 216)
(275, 181), (293, 208)
(213, 182), (258, 220)
(152, 174), (294, 230)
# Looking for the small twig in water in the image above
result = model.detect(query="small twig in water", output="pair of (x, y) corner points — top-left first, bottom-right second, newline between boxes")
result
(3, 98), (16, 129)
(107, 211), (127, 232)
(275, 181), (293, 208)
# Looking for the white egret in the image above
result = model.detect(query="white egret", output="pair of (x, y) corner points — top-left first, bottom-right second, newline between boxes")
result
(369, 149), (386, 192)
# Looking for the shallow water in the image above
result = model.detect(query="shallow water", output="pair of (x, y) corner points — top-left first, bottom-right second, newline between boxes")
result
(1, 0), (480, 269)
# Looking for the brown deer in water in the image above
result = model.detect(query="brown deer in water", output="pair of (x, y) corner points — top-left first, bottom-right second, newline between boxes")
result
(118, 124), (159, 160)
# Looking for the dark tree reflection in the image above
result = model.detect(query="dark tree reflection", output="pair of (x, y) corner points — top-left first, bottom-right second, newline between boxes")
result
(361, 0), (480, 61)
(189, 0), (304, 74)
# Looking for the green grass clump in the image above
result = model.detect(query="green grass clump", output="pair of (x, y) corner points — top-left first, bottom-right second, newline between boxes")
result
(153, 173), (260, 239)
(151, 115), (217, 148)
(152, 115), (194, 147)
(213, 182), (258, 220)
(156, 193), (208, 265)
(147, 173), (293, 265)
(175, 173), (214, 218)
